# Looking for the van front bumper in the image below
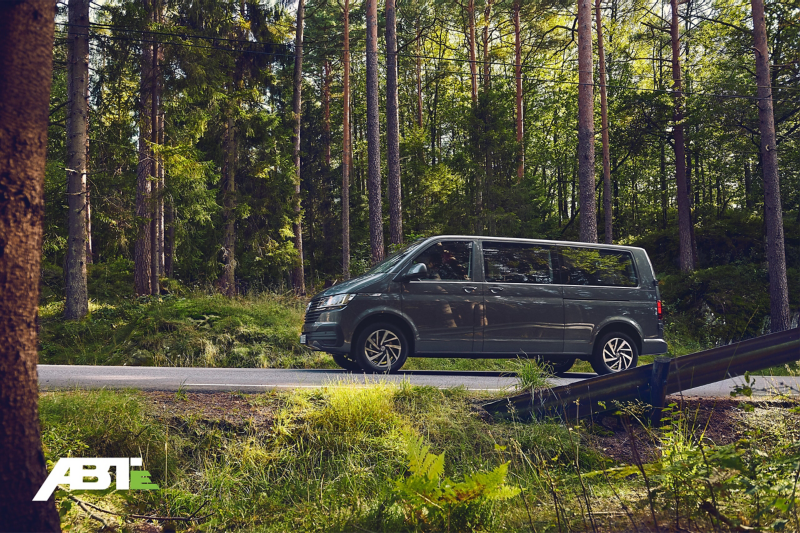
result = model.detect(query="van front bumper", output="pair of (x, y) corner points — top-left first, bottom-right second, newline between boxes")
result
(300, 322), (347, 353)
(642, 338), (668, 355)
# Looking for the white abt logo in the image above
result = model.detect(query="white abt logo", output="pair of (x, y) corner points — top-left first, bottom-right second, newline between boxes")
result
(34, 457), (159, 501)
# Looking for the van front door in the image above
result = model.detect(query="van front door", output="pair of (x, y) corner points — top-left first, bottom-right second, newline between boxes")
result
(480, 241), (564, 355)
(401, 240), (481, 354)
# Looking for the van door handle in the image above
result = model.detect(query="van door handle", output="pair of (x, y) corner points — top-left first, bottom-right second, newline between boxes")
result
(463, 286), (478, 293)
(490, 287), (504, 293)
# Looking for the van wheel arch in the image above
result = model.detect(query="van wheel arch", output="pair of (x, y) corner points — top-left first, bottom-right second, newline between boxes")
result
(351, 314), (415, 357)
(593, 322), (642, 355)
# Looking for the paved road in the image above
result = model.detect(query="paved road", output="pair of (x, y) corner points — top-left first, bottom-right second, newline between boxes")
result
(37, 365), (800, 397)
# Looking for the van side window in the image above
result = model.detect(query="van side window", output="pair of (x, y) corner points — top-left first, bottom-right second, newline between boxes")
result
(411, 241), (473, 281)
(559, 247), (638, 287)
(483, 242), (554, 284)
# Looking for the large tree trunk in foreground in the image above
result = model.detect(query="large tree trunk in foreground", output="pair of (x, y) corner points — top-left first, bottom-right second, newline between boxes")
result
(577, 0), (597, 243)
(513, 1), (523, 182)
(65, 0), (90, 319)
(342, 0), (351, 280)
(291, 0), (306, 293)
(135, 3), (154, 296)
(751, 0), (790, 332)
(0, 0), (61, 528)
(670, 0), (694, 272)
(366, 0), (384, 263)
(595, 0), (612, 244)
(386, 0), (402, 246)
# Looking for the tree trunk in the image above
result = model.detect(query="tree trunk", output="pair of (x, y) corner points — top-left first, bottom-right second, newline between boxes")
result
(744, 158), (752, 209)
(595, 0), (612, 244)
(751, 0), (790, 332)
(670, 0), (694, 272)
(292, 0), (306, 293)
(468, 0), (478, 105)
(513, 2), (523, 183)
(660, 141), (667, 229)
(150, 19), (160, 295)
(135, 2), (153, 296)
(366, 0), (384, 263)
(157, 111), (164, 275)
(386, 0), (402, 246)
(416, 21), (423, 128)
(342, 0), (351, 280)
(219, 114), (236, 296)
(577, 0), (597, 243)
(165, 203), (174, 278)
(323, 60), (331, 169)
(65, 0), (90, 320)
(482, 0), (493, 90)
(85, 102), (92, 265)
(0, 0), (61, 528)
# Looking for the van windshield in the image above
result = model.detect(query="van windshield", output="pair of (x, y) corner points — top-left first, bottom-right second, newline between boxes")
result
(366, 239), (427, 274)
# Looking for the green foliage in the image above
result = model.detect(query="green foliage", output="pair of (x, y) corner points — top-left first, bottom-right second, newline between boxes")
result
(392, 433), (520, 531)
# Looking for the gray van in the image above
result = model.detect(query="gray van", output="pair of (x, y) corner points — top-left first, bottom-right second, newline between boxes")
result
(300, 236), (666, 374)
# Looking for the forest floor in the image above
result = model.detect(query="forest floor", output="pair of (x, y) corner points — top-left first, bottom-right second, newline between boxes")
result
(43, 385), (800, 532)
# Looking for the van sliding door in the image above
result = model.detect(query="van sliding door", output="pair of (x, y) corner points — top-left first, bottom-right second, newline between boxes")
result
(480, 242), (564, 355)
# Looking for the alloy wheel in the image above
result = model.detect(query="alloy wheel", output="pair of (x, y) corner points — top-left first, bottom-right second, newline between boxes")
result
(602, 337), (634, 372)
(364, 329), (402, 370)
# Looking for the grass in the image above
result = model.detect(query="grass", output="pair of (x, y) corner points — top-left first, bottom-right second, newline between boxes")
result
(42, 385), (800, 532)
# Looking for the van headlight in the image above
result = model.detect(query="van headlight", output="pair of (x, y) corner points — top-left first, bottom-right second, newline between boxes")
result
(318, 293), (356, 309)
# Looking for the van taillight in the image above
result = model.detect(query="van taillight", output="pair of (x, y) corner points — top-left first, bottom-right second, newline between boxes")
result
(657, 300), (663, 320)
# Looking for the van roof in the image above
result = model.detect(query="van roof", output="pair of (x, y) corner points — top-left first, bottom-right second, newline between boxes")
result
(423, 235), (646, 253)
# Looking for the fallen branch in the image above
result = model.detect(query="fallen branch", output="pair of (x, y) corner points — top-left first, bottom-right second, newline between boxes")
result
(65, 494), (111, 530)
(128, 500), (214, 522)
(699, 501), (761, 532)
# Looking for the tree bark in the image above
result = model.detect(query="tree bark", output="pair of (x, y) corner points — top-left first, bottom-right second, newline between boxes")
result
(219, 114), (236, 296)
(416, 21), (423, 128)
(157, 109), (164, 275)
(65, 0), (90, 320)
(0, 0), (61, 528)
(482, 0), (493, 90)
(386, 0), (402, 246)
(292, 0), (306, 293)
(514, 1), (523, 183)
(595, 0), (612, 244)
(671, 0), (694, 272)
(150, 15), (160, 295)
(323, 60), (331, 169)
(577, 0), (597, 243)
(135, 2), (153, 296)
(751, 0), (790, 332)
(366, 0), (384, 263)
(467, 0), (478, 105)
(342, 0), (351, 280)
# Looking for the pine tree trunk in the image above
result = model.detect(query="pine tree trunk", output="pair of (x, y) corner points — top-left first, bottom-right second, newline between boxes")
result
(386, 0), (402, 246)
(595, 0), (612, 244)
(157, 110), (164, 276)
(219, 114), (236, 296)
(0, 0), (61, 527)
(85, 102), (92, 265)
(577, 0), (597, 243)
(482, 0), (492, 90)
(150, 23), (160, 295)
(514, 2), (523, 183)
(165, 203), (174, 277)
(366, 0), (384, 263)
(292, 0), (306, 293)
(416, 22), (423, 128)
(468, 0), (478, 105)
(323, 60), (331, 169)
(751, 0), (790, 332)
(670, 0), (694, 272)
(660, 141), (667, 229)
(65, 0), (90, 320)
(135, 2), (153, 296)
(342, 0), (351, 280)
(745, 159), (753, 209)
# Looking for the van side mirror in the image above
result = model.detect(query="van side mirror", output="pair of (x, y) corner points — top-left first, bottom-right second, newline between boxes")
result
(402, 262), (427, 281)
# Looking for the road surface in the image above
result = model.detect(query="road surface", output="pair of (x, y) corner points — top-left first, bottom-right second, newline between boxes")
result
(37, 365), (800, 397)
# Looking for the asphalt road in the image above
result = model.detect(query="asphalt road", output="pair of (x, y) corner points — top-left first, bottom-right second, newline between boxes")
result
(37, 365), (800, 397)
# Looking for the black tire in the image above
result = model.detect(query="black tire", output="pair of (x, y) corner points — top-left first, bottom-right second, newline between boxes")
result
(591, 331), (639, 375)
(331, 352), (362, 372)
(542, 358), (576, 376)
(353, 322), (409, 373)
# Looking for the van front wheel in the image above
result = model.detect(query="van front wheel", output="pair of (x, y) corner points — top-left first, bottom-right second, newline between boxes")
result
(354, 323), (409, 373)
(591, 332), (639, 374)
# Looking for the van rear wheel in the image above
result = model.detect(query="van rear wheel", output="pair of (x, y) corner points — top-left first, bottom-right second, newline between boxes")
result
(542, 358), (575, 376)
(591, 332), (639, 374)
(354, 323), (409, 374)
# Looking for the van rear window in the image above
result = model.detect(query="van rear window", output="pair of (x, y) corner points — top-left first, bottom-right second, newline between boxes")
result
(558, 247), (638, 287)
(483, 242), (555, 284)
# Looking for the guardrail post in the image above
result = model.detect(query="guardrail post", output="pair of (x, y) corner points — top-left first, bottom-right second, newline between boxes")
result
(650, 356), (672, 426)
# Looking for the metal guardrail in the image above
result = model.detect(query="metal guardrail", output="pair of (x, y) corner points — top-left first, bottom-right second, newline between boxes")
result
(482, 327), (800, 421)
